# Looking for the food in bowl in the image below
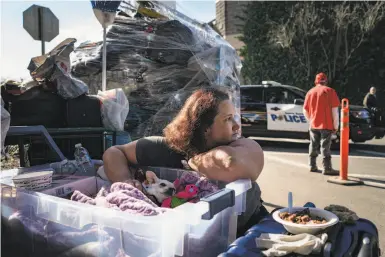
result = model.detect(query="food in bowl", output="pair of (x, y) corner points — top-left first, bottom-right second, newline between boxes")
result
(273, 207), (339, 235)
(278, 208), (327, 224)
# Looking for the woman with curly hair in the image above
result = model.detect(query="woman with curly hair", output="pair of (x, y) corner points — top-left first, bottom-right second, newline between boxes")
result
(102, 87), (266, 234)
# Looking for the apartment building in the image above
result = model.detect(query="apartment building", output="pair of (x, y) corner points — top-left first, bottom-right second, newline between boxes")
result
(212, 0), (250, 53)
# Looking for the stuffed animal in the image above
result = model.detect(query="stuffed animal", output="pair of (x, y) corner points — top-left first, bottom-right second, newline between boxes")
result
(161, 184), (199, 208)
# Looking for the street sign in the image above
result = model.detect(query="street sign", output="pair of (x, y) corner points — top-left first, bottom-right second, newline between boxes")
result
(23, 5), (59, 54)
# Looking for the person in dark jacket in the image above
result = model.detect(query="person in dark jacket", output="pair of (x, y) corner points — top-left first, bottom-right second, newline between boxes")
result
(363, 87), (377, 109)
(363, 86), (383, 129)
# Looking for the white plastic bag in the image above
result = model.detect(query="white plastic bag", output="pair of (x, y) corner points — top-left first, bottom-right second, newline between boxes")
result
(97, 88), (129, 131)
(1, 97), (11, 156)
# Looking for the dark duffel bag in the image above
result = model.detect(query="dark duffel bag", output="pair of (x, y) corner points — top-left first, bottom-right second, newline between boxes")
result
(2, 86), (67, 128)
(219, 211), (380, 257)
(66, 94), (102, 128)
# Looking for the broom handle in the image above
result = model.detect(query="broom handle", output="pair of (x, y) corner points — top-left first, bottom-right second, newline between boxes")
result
(102, 26), (107, 92)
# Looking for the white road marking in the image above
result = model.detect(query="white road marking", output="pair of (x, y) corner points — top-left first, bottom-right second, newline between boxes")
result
(355, 149), (385, 157)
(349, 174), (385, 179)
(264, 154), (309, 169)
(264, 151), (385, 160)
(251, 137), (308, 143)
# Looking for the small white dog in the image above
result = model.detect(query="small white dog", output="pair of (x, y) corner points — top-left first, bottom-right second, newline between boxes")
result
(141, 171), (176, 205)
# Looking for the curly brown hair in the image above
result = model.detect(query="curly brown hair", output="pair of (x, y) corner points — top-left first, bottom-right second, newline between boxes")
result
(163, 87), (230, 158)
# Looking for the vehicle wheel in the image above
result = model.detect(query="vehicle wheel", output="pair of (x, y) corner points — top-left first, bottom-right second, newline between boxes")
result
(351, 140), (366, 143)
(374, 129), (385, 139)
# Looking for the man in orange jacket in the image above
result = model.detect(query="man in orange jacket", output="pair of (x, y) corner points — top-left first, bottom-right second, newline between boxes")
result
(303, 73), (340, 175)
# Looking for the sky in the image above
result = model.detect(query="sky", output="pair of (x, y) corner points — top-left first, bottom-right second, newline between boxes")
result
(0, 0), (215, 80)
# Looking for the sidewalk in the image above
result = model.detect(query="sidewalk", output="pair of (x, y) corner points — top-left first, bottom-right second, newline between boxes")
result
(258, 152), (385, 250)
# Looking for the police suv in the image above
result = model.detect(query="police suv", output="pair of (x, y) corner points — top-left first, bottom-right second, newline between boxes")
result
(240, 81), (379, 145)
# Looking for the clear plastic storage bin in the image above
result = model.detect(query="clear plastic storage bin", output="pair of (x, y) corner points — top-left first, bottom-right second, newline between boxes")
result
(1, 167), (251, 257)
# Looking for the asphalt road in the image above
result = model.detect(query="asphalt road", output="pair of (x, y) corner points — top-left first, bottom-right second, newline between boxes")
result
(251, 136), (385, 250)
(254, 137), (385, 179)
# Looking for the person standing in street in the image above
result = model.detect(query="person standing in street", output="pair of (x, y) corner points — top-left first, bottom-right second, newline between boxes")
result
(363, 86), (377, 110)
(363, 87), (381, 130)
(303, 73), (340, 175)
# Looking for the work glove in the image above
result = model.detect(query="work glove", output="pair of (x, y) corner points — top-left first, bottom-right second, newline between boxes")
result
(256, 233), (328, 257)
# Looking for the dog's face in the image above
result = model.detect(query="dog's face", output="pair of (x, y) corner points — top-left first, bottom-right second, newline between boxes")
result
(142, 171), (176, 204)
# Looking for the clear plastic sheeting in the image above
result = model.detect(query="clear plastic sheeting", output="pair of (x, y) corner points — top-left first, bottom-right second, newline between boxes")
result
(1, 96), (11, 156)
(28, 38), (89, 100)
(21, 79), (39, 90)
(50, 62), (89, 100)
(97, 88), (129, 131)
(71, 0), (242, 139)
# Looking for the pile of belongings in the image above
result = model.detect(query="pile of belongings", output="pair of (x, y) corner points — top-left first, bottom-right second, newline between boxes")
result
(1, 38), (129, 132)
(71, 0), (242, 139)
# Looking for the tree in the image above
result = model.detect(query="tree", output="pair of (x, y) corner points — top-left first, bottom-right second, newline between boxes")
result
(240, 1), (385, 104)
(238, 1), (300, 85)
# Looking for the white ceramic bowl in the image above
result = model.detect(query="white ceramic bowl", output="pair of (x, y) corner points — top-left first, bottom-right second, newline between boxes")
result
(12, 170), (53, 191)
(272, 207), (339, 235)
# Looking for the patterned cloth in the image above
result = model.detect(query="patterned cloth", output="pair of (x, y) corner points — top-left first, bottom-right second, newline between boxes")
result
(176, 171), (219, 198)
(71, 182), (169, 216)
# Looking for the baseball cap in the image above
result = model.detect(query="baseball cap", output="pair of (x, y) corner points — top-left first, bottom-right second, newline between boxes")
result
(315, 73), (328, 84)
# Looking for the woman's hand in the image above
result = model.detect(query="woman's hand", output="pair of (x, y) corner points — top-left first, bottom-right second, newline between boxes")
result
(187, 158), (197, 171)
(181, 160), (193, 170)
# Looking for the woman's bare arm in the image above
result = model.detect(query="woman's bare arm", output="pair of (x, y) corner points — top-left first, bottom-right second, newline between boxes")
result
(102, 141), (139, 183)
(188, 138), (264, 183)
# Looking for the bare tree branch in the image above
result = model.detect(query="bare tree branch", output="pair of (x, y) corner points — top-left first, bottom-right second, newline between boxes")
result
(264, 1), (384, 83)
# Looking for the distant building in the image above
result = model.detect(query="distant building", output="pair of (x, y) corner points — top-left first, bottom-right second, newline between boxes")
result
(213, 0), (250, 54)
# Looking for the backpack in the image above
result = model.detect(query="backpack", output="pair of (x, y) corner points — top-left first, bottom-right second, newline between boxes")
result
(219, 216), (381, 257)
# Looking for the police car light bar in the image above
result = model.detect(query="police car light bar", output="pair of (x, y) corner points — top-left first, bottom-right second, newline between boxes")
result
(262, 81), (282, 86)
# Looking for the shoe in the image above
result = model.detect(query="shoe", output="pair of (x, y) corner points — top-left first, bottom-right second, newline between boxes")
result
(322, 158), (338, 175)
(322, 168), (339, 176)
(309, 157), (317, 172)
(310, 166), (319, 172)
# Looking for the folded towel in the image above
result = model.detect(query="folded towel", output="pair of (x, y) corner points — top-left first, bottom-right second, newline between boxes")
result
(256, 233), (328, 256)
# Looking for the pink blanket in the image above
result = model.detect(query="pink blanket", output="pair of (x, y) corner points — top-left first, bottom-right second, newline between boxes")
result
(71, 182), (167, 216)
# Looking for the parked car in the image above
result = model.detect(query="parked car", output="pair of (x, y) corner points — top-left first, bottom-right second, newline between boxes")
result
(240, 81), (384, 146)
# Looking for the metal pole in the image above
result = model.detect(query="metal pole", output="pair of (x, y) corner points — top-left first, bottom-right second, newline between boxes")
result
(102, 26), (107, 91)
(42, 41), (45, 56)
(38, 7), (45, 55)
